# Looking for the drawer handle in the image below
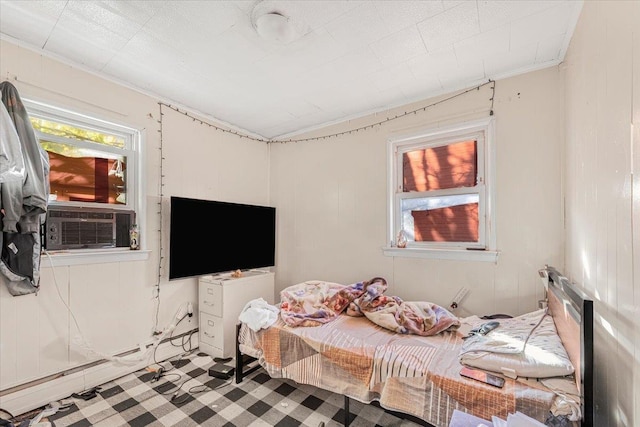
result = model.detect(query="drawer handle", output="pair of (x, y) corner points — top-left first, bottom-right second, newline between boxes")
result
(207, 288), (214, 295)
(207, 320), (215, 326)
(204, 301), (215, 307)
(204, 332), (215, 339)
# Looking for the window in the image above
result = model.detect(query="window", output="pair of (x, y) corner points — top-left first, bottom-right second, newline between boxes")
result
(386, 118), (496, 261)
(26, 102), (136, 208)
(24, 99), (146, 262)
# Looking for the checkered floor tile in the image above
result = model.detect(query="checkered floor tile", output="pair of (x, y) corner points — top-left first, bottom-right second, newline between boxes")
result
(46, 352), (421, 427)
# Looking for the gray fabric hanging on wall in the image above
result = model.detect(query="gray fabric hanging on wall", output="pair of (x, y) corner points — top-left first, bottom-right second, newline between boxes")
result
(0, 81), (49, 296)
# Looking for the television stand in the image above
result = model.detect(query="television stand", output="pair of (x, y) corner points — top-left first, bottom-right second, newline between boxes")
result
(198, 270), (275, 358)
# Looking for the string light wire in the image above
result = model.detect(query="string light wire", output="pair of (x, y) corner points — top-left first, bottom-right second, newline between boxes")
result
(159, 79), (496, 144)
(159, 103), (269, 143)
(153, 103), (166, 333)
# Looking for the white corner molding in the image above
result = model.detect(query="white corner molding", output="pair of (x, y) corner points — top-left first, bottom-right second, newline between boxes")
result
(382, 246), (499, 262)
(41, 249), (150, 267)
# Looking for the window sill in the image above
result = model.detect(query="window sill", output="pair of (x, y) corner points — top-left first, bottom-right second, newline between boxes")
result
(382, 247), (499, 262)
(41, 249), (150, 267)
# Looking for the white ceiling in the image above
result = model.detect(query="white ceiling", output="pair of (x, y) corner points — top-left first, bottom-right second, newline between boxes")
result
(0, 0), (583, 140)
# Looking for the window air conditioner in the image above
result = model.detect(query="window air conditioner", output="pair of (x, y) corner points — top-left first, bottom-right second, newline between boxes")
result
(44, 206), (135, 250)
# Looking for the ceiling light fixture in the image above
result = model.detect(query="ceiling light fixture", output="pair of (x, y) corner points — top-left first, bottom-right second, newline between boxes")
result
(251, 1), (305, 45)
(254, 11), (297, 44)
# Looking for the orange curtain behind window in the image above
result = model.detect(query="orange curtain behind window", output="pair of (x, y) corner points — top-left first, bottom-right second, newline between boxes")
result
(48, 152), (123, 204)
(403, 140), (477, 192)
(411, 203), (479, 242)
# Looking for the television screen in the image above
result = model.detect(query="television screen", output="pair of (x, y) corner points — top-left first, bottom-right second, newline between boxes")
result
(169, 196), (276, 280)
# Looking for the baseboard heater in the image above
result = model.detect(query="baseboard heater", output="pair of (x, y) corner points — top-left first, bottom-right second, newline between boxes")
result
(0, 329), (198, 415)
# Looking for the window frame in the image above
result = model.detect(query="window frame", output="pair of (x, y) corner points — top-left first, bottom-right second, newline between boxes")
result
(385, 117), (497, 262)
(25, 99), (137, 210)
(23, 99), (149, 263)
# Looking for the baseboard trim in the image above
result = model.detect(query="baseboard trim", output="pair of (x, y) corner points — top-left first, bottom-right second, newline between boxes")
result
(0, 331), (199, 416)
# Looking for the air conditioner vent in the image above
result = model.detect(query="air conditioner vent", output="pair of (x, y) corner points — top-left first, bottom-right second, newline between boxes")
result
(45, 206), (135, 250)
(60, 222), (115, 245)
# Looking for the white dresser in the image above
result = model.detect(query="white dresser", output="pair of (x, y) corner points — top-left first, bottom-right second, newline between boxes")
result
(198, 270), (275, 358)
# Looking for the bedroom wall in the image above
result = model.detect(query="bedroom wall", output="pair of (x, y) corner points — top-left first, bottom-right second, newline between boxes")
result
(561, 1), (640, 425)
(0, 40), (270, 393)
(269, 66), (564, 317)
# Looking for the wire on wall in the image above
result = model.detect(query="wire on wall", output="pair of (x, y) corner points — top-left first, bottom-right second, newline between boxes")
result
(276, 79), (496, 143)
(489, 79), (496, 115)
(159, 79), (496, 145)
(159, 102), (269, 143)
(154, 103), (166, 333)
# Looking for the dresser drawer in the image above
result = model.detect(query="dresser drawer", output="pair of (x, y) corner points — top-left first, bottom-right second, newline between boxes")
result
(199, 282), (222, 317)
(199, 312), (223, 349)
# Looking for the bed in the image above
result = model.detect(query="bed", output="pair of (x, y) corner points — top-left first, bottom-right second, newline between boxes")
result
(235, 266), (593, 427)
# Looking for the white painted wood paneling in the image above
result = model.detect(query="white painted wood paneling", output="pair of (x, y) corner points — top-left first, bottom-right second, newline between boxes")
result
(160, 109), (270, 207)
(0, 281), (17, 387)
(562, 1), (639, 425)
(33, 267), (71, 380)
(633, 2), (640, 423)
(66, 262), (156, 366)
(0, 266), (70, 390)
(69, 263), (126, 365)
(117, 261), (154, 340)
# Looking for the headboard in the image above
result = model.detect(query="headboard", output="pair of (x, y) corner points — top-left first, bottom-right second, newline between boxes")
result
(541, 265), (593, 427)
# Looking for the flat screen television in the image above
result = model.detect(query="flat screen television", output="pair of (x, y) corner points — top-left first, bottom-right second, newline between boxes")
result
(169, 196), (276, 280)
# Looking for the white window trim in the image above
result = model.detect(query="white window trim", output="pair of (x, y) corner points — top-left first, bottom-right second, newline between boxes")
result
(25, 98), (139, 212)
(384, 117), (497, 262)
(23, 99), (148, 262)
(41, 248), (150, 267)
(382, 246), (498, 262)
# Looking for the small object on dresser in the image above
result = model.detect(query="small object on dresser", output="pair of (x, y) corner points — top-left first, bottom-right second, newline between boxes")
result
(231, 269), (243, 278)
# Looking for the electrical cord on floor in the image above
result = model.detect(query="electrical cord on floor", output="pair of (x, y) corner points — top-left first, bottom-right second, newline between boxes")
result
(151, 312), (197, 373)
(168, 317), (196, 353)
(152, 371), (182, 385)
(152, 346), (198, 376)
(155, 373), (186, 401)
(152, 344), (179, 373)
(185, 379), (233, 397)
(170, 378), (233, 405)
(152, 362), (233, 405)
(156, 314), (186, 363)
(179, 329), (196, 352)
(157, 376), (195, 404)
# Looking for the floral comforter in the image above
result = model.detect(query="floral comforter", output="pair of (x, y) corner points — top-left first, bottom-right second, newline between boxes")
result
(279, 277), (460, 336)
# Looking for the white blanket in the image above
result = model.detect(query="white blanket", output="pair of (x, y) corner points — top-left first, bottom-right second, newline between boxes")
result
(238, 298), (279, 331)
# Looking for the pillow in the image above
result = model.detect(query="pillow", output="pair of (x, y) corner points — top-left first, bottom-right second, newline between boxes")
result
(459, 309), (574, 378)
